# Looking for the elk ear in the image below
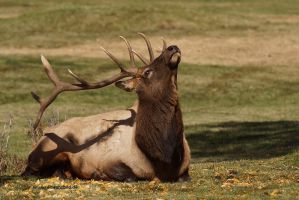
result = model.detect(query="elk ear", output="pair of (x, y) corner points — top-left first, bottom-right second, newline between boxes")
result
(115, 78), (136, 92)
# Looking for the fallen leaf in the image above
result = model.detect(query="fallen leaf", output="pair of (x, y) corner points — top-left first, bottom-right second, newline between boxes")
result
(237, 182), (252, 187)
(270, 189), (281, 197)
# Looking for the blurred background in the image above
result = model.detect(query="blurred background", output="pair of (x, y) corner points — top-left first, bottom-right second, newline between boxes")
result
(0, 0), (299, 198)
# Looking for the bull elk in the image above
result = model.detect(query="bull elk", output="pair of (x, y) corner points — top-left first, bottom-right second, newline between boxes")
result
(22, 33), (191, 182)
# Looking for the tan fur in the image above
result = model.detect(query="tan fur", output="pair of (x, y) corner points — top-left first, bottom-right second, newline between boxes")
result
(27, 104), (190, 180)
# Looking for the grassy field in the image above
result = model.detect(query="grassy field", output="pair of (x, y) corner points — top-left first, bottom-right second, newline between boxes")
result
(1, 0), (299, 199)
(1, 0), (299, 48)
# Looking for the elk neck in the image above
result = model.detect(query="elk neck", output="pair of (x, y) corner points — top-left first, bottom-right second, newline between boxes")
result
(134, 82), (185, 181)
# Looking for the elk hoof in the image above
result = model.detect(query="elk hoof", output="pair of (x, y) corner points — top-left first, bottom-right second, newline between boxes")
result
(177, 172), (191, 182)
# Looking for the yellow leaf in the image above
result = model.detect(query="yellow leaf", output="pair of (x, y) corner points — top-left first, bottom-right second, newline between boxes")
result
(226, 178), (240, 184)
(7, 191), (14, 196)
(149, 177), (161, 185)
(35, 180), (40, 185)
(237, 182), (252, 187)
(47, 177), (60, 183)
(270, 189), (281, 197)
(221, 182), (232, 188)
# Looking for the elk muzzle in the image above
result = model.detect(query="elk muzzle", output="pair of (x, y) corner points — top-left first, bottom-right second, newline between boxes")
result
(166, 45), (181, 70)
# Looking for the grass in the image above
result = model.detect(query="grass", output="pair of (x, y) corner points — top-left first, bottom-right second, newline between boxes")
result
(0, 153), (298, 199)
(1, 0), (299, 48)
(0, 0), (299, 199)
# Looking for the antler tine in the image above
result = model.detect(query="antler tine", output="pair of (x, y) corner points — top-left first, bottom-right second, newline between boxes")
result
(100, 46), (126, 72)
(119, 36), (136, 67)
(41, 55), (60, 86)
(162, 37), (167, 51)
(132, 49), (150, 65)
(31, 55), (135, 131)
(137, 32), (154, 62)
(31, 91), (41, 103)
(67, 68), (89, 86)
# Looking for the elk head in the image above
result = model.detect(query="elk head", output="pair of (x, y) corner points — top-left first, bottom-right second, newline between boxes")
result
(116, 37), (181, 103)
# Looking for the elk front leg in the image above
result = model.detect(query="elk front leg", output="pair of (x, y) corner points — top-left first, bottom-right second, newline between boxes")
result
(177, 168), (191, 182)
(22, 135), (69, 177)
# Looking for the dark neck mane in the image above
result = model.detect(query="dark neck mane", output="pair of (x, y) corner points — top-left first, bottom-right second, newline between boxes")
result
(135, 89), (184, 181)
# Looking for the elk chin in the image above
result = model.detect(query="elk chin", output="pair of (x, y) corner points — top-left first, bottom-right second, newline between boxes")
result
(115, 79), (135, 92)
(169, 52), (181, 70)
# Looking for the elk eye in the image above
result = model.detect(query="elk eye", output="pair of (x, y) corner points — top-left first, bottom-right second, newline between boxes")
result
(142, 69), (153, 78)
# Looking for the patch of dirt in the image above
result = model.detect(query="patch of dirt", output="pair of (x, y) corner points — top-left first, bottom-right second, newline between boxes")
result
(0, 7), (27, 19)
(264, 15), (299, 24)
(1, 34), (299, 67)
(0, 13), (21, 19)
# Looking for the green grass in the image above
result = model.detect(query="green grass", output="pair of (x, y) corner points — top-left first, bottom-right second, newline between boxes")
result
(1, 0), (299, 199)
(1, 0), (299, 47)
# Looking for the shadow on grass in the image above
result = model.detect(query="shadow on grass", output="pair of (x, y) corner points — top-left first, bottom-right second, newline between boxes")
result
(186, 121), (299, 162)
(0, 175), (26, 187)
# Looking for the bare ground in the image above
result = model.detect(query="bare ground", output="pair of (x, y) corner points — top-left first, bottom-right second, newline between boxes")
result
(1, 34), (299, 67)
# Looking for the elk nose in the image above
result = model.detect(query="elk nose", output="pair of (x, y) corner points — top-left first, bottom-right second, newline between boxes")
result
(167, 45), (180, 53)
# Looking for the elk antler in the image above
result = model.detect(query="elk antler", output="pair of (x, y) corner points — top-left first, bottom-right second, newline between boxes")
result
(162, 37), (167, 51)
(132, 49), (150, 65)
(31, 38), (137, 131)
(133, 34), (167, 65)
(138, 32), (154, 62)
(120, 36), (136, 67)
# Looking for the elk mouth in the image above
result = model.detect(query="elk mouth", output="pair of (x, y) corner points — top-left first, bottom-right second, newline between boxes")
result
(169, 52), (181, 69)
(166, 45), (181, 69)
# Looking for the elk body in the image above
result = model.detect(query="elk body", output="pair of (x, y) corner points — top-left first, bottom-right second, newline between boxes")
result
(22, 34), (191, 182)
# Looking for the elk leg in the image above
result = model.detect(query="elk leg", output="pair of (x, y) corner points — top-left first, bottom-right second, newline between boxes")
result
(177, 168), (191, 182)
(52, 168), (74, 179)
(21, 166), (40, 177)
(22, 135), (70, 177)
(51, 160), (74, 179)
(104, 162), (139, 182)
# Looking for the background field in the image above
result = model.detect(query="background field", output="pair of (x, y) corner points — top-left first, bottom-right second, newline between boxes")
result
(0, 0), (299, 199)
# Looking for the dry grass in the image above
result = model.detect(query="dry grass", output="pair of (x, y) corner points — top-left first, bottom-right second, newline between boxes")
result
(26, 110), (63, 144)
(0, 117), (11, 150)
(0, 116), (25, 175)
(1, 33), (299, 67)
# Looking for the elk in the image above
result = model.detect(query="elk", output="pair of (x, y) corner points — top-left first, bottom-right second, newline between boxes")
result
(22, 33), (191, 182)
